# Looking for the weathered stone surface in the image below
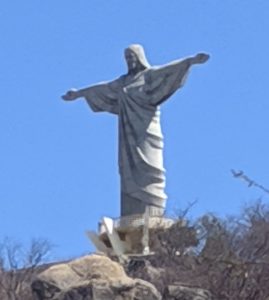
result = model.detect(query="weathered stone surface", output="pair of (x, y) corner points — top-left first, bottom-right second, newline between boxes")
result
(164, 284), (212, 300)
(32, 254), (161, 300)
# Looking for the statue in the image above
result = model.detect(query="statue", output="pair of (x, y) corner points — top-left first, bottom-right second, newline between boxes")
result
(62, 44), (209, 217)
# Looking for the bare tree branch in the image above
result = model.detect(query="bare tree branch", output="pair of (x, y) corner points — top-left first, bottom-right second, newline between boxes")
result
(231, 169), (269, 195)
(0, 238), (52, 300)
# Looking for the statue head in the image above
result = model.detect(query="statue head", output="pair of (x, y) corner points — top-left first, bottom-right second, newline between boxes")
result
(124, 44), (150, 74)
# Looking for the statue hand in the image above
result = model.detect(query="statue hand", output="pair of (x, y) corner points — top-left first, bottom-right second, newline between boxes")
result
(62, 89), (79, 101)
(194, 53), (210, 64)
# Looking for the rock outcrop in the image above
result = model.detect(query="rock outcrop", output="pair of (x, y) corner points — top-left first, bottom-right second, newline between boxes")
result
(32, 254), (161, 300)
(31, 253), (213, 300)
(31, 221), (213, 299)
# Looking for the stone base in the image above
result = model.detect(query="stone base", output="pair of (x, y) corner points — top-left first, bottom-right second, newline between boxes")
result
(86, 213), (175, 259)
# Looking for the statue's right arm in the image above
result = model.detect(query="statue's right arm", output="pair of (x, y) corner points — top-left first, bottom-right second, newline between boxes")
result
(62, 78), (121, 101)
(62, 79), (121, 114)
(62, 87), (90, 101)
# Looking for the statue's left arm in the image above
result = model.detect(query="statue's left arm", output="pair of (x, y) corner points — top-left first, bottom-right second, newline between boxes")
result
(145, 53), (209, 106)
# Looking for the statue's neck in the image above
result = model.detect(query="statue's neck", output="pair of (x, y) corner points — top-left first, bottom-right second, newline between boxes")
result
(124, 69), (146, 85)
(127, 65), (147, 76)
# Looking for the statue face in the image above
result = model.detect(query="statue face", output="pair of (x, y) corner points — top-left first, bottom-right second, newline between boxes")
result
(124, 49), (139, 71)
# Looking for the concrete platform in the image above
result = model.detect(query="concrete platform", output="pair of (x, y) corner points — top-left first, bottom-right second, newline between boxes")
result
(86, 213), (176, 259)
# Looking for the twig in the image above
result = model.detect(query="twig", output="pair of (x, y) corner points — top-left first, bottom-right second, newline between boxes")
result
(231, 169), (269, 195)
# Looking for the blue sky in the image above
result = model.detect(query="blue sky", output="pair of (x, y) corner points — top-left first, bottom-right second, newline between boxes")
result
(1, 1), (269, 260)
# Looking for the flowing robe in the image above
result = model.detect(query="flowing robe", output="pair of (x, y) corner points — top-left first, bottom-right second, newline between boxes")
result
(80, 58), (191, 216)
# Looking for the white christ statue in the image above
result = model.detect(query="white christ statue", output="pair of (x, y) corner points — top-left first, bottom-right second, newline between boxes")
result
(62, 44), (209, 217)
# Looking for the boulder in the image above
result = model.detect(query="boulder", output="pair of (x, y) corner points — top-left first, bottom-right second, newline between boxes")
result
(164, 284), (212, 300)
(32, 254), (161, 300)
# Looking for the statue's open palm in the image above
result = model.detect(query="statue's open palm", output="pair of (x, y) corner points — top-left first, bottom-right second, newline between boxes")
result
(62, 89), (78, 101)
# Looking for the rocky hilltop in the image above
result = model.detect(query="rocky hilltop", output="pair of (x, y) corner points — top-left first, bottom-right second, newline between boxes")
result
(2, 203), (269, 299)
(32, 253), (211, 300)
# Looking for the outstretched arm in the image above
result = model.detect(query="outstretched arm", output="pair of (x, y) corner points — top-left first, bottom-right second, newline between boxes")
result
(191, 53), (210, 65)
(62, 87), (93, 101)
(155, 53), (210, 77)
(62, 80), (120, 114)
(145, 53), (210, 106)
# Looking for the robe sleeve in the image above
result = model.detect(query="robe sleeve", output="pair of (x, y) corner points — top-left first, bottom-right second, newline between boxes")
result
(79, 79), (120, 115)
(144, 58), (191, 106)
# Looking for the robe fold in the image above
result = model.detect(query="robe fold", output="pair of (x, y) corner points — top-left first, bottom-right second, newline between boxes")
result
(80, 57), (191, 216)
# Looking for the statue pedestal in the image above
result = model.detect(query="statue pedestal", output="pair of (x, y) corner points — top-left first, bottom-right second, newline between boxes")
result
(86, 212), (175, 260)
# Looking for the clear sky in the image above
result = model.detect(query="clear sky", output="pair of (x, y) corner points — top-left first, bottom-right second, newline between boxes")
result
(1, 1), (269, 260)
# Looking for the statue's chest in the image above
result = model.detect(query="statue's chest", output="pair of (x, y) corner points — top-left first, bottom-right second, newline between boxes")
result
(122, 75), (146, 94)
